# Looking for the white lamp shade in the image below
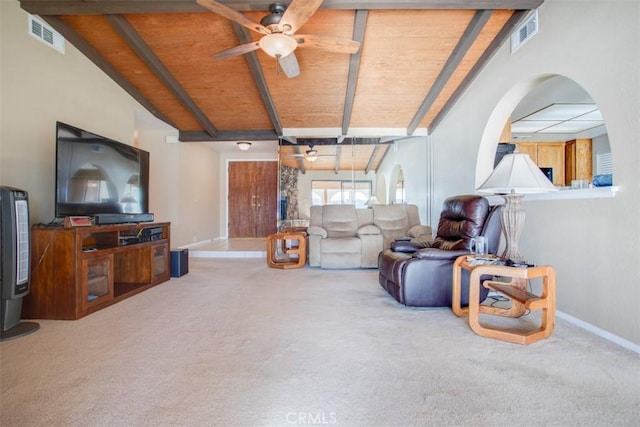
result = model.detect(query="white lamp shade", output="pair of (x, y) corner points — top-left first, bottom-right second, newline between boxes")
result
(259, 33), (298, 58)
(366, 196), (380, 207)
(477, 153), (558, 194)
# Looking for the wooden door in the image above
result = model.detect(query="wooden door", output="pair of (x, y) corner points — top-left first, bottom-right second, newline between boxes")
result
(228, 161), (278, 238)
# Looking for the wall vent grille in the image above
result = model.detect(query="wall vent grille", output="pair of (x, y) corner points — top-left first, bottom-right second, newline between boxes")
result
(28, 15), (65, 54)
(596, 152), (613, 175)
(511, 10), (538, 53)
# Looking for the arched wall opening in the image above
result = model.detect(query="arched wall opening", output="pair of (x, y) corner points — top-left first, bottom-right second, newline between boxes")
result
(476, 74), (612, 190)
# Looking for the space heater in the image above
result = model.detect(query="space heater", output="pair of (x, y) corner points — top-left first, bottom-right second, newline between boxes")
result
(0, 186), (39, 341)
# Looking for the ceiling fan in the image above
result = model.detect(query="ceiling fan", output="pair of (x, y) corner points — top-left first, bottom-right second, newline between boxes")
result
(196, 0), (361, 78)
(287, 145), (336, 162)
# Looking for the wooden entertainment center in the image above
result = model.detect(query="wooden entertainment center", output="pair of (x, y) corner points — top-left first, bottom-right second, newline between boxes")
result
(22, 222), (171, 320)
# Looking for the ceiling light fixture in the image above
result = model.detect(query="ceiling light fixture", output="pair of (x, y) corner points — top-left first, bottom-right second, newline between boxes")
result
(236, 141), (252, 151)
(305, 149), (318, 162)
(259, 33), (297, 58)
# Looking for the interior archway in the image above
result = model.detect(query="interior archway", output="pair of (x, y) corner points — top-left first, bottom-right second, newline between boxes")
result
(476, 74), (611, 189)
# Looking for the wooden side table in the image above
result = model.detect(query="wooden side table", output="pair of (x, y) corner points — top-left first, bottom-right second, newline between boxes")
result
(452, 255), (556, 345)
(266, 232), (307, 269)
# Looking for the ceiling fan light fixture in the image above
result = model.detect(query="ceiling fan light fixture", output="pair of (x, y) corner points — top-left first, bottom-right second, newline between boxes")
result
(236, 141), (252, 151)
(305, 148), (318, 162)
(259, 33), (297, 58)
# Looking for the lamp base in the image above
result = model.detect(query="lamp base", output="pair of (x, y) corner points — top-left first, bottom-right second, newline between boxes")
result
(500, 193), (526, 264)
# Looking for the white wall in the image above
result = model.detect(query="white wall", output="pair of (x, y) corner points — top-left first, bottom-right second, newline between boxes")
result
(137, 130), (220, 248)
(377, 136), (431, 225)
(429, 0), (640, 345)
(1, 0), (220, 248)
(1, 1), (138, 221)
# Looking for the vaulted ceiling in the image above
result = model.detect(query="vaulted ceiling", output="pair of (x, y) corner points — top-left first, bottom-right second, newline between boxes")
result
(20, 0), (543, 172)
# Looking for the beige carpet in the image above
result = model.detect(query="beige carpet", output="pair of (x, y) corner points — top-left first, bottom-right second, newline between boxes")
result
(1, 258), (639, 427)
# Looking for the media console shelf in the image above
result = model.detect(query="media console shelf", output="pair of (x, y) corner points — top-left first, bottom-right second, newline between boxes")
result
(23, 222), (171, 320)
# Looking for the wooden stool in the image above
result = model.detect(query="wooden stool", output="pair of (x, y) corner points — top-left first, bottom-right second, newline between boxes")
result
(452, 256), (556, 345)
(266, 232), (307, 269)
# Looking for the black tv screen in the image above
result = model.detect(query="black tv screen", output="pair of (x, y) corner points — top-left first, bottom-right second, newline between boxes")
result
(55, 121), (150, 218)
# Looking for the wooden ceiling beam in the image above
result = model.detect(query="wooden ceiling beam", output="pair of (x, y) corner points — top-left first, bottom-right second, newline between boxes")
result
(282, 137), (384, 146)
(231, 23), (283, 136)
(40, 15), (175, 129)
(178, 129), (278, 141)
(374, 144), (391, 174)
(407, 9), (493, 135)
(364, 145), (380, 174)
(428, 9), (530, 133)
(342, 10), (368, 135)
(20, 1), (545, 15)
(105, 14), (218, 137)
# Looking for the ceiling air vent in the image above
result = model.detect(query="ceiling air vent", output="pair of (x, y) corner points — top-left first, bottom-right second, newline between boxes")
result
(28, 15), (65, 54)
(511, 10), (538, 53)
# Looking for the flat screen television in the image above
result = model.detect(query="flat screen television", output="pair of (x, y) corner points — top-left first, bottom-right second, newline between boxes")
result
(55, 121), (150, 218)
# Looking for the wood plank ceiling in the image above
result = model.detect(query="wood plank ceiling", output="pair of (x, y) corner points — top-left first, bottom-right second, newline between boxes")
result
(20, 0), (543, 172)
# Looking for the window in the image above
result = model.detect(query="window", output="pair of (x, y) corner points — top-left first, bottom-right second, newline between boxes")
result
(312, 180), (372, 209)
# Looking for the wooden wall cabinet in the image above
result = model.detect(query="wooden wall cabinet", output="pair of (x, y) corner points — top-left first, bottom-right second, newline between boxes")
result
(23, 222), (171, 320)
(516, 142), (566, 186)
(565, 138), (593, 184)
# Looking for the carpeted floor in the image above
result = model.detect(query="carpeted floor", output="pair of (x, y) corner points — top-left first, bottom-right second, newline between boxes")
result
(1, 258), (639, 426)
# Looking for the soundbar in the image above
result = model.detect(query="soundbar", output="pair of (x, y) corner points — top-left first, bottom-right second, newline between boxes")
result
(94, 213), (154, 225)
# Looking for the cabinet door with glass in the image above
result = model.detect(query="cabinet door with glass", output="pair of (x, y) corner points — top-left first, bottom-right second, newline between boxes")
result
(81, 255), (114, 311)
(151, 243), (169, 282)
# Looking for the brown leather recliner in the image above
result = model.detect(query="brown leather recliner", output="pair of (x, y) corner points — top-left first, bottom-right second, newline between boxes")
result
(377, 195), (503, 307)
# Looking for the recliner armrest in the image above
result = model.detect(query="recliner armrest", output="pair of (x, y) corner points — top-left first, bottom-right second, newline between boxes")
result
(407, 224), (432, 239)
(413, 248), (469, 260)
(357, 224), (381, 236)
(307, 225), (327, 239)
(390, 240), (426, 253)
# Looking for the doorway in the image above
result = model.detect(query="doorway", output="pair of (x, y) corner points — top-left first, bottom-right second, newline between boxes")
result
(228, 161), (278, 238)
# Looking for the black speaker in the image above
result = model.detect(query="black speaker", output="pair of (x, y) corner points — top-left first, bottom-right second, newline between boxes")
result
(170, 249), (189, 277)
(0, 186), (39, 341)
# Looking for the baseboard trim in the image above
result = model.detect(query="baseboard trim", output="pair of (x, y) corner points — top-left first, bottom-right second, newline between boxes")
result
(556, 310), (640, 355)
(178, 239), (214, 249)
(189, 250), (265, 259)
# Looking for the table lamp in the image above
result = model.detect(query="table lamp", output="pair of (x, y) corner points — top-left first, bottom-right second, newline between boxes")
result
(476, 153), (557, 263)
(366, 196), (380, 208)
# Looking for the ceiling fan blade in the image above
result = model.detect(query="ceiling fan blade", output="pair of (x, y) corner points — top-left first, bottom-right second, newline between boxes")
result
(279, 0), (324, 34)
(278, 52), (300, 78)
(295, 34), (360, 54)
(196, 0), (270, 35)
(287, 154), (335, 157)
(212, 42), (261, 60)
